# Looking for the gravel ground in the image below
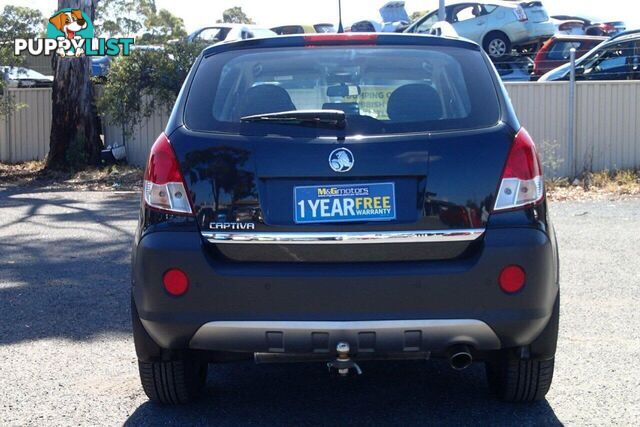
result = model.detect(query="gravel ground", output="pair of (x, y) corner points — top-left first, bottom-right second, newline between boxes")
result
(0, 189), (639, 426)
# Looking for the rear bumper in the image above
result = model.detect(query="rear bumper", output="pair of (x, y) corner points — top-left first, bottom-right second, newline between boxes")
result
(132, 227), (558, 355)
(187, 319), (501, 353)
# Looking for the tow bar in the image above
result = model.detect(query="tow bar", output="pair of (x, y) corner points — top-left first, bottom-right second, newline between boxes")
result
(327, 342), (362, 376)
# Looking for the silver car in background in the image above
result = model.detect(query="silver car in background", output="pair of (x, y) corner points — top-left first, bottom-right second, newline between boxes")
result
(405, 1), (555, 58)
(186, 24), (276, 44)
(350, 1), (410, 33)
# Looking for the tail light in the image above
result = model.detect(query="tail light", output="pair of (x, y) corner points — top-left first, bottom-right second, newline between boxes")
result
(304, 33), (377, 46)
(600, 23), (614, 32)
(143, 133), (193, 215)
(493, 128), (544, 212)
(514, 6), (528, 22)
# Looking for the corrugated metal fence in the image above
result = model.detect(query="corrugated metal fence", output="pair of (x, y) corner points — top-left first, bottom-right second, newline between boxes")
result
(507, 81), (640, 177)
(0, 88), (52, 163)
(2, 82), (639, 177)
(576, 82), (639, 173)
(506, 82), (570, 177)
(102, 106), (171, 168)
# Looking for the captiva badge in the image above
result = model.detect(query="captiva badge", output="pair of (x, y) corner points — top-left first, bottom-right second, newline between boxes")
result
(329, 148), (354, 173)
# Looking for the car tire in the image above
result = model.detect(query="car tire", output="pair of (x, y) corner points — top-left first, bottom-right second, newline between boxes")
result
(483, 32), (511, 59)
(486, 292), (558, 402)
(485, 354), (555, 402)
(138, 357), (208, 405)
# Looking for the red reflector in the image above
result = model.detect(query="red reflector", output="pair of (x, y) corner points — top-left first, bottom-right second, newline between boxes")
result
(499, 265), (526, 293)
(304, 33), (378, 45)
(163, 269), (189, 296)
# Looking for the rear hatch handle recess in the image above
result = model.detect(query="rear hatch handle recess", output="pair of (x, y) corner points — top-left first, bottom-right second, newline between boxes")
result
(240, 109), (347, 129)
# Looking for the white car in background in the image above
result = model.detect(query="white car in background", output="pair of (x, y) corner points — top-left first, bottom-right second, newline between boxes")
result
(350, 1), (410, 33)
(1, 67), (53, 88)
(551, 15), (626, 37)
(186, 24), (276, 44)
(271, 23), (336, 35)
(405, 1), (555, 58)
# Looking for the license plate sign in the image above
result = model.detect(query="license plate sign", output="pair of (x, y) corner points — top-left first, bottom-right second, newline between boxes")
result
(294, 182), (396, 224)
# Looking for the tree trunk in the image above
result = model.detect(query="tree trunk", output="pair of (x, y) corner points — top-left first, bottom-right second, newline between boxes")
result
(46, 0), (102, 171)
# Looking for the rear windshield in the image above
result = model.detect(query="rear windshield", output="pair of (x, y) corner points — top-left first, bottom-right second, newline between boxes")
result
(547, 41), (593, 60)
(314, 24), (335, 33)
(185, 45), (500, 136)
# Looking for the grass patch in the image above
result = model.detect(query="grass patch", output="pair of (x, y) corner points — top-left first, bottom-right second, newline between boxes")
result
(2, 161), (639, 200)
(546, 169), (640, 201)
(0, 160), (143, 191)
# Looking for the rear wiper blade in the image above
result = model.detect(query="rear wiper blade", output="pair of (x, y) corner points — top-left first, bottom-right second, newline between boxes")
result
(240, 110), (346, 129)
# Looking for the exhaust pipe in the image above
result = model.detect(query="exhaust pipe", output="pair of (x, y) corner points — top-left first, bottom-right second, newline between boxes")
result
(448, 345), (473, 370)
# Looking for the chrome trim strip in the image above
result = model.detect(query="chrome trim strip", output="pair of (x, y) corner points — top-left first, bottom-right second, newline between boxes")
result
(201, 228), (485, 244)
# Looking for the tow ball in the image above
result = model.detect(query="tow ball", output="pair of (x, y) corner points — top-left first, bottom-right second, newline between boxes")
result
(327, 342), (362, 376)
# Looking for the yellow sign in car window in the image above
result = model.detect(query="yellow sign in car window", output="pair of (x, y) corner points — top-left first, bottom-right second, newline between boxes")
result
(346, 86), (396, 119)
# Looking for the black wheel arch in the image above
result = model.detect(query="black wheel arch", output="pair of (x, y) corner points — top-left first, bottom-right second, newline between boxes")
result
(131, 294), (163, 362)
(529, 291), (560, 360)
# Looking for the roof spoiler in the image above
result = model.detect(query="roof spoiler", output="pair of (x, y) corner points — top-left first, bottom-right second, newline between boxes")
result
(201, 33), (479, 58)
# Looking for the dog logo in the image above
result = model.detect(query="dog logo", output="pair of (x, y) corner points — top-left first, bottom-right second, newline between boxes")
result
(14, 9), (133, 58)
(329, 148), (354, 173)
(46, 8), (94, 57)
(48, 10), (88, 40)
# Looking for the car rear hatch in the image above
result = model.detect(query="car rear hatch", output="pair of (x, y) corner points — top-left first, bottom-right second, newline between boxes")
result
(520, 1), (549, 23)
(379, 1), (409, 24)
(172, 126), (515, 263)
(171, 36), (515, 263)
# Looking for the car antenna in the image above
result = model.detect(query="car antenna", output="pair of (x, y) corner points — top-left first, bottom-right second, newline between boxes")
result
(337, 0), (344, 33)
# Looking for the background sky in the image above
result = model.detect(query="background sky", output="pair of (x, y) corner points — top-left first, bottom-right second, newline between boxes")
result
(3, 0), (639, 33)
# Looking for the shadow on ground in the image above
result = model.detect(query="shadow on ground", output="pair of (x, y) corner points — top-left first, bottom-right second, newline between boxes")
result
(0, 188), (561, 425)
(0, 187), (137, 344)
(126, 360), (561, 426)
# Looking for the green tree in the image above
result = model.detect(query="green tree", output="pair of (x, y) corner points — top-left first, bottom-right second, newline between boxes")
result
(0, 5), (45, 41)
(410, 10), (429, 22)
(97, 41), (205, 140)
(0, 6), (46, 115)
(220, 6), (254, 24)
(95, 0), (186, 44)
(94, 0), (155, 38)
(137, 9), (187, 44)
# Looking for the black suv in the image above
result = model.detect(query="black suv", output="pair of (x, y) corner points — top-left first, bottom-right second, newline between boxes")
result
(132, 33), (559, 404)
(540, 30), (640, 81)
